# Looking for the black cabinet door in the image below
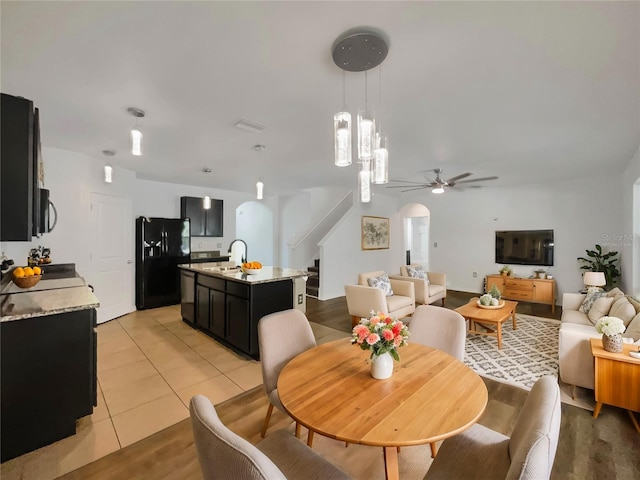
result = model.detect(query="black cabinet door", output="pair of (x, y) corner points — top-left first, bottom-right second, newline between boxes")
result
(210, 289), (226, 337)
(1, 94), (35, 241)
(205, 199), (224, 237)
(226, 295), (251, 353)
(181, 197), (205, 237)
(196, 284), (210, 330)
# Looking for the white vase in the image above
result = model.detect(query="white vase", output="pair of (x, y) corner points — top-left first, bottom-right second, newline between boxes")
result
(371, 352), (394, 379)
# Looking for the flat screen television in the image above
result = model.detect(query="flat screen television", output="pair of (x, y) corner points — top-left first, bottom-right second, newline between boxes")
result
(495, 230), (554, 266)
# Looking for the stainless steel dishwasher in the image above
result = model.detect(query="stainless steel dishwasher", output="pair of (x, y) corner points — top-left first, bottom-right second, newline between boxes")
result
(180, 269), (196, 324)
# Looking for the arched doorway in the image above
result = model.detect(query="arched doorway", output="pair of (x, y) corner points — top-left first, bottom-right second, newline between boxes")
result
(398, 203), (431, 268)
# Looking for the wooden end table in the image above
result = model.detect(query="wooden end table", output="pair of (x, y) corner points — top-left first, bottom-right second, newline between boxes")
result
(454, 299), (518, 349)
(590, 338), (640, 433)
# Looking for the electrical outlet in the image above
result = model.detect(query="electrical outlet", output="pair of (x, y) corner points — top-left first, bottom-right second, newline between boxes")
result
(198, 242), (203, 248)
(473, 272), (477, 278)
(297, 294), (303, 304)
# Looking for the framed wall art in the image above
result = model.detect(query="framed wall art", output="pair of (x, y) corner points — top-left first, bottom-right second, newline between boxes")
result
(361, 216), (390, 250)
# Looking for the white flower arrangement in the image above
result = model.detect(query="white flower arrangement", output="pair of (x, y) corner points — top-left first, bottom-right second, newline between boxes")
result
(595, 316), (626, 336)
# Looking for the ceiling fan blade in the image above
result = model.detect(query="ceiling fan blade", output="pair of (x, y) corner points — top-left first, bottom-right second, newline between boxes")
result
(455, 176), (499, 184)
(388, 179), (433, 185)
(400, 186), (431, 192)
(445, 172), (472, 184)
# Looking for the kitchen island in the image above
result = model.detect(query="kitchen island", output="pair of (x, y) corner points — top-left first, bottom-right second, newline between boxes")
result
(178, 264), (310, 359)
(1, 273), (99, 462)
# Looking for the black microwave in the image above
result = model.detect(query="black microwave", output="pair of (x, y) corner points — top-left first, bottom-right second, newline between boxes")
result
(39, 188), (57, 234)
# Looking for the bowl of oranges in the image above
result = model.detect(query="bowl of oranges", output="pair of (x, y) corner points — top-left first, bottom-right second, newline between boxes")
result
(241, 261), (263, 275)
(12, 266), (44, 289)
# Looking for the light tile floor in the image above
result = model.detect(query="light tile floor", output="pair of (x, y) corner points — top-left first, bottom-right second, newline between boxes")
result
(0, 304), (264, 480)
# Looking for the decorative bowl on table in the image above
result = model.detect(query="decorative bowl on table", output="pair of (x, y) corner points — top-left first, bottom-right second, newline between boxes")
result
(477, 299), (505, 310)
(241, 261), (262, 275)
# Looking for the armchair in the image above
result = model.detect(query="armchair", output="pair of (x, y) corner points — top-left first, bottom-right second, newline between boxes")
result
(345, 270), (415, 328)
(390, 264), (447, 306)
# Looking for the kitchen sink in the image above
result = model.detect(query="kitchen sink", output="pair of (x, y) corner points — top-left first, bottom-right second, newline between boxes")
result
(201, 266), (240, 272)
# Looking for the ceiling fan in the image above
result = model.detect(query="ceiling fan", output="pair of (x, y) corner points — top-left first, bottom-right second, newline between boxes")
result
(387, 168), (498, 194)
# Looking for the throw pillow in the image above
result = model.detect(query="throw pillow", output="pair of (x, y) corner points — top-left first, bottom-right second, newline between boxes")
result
(606, 287), (624, 298)
(609, 297), (636, 327)
(406, 265), (429, 284)
(587, 297), (614, 324)
(623, 312), (640, 342)
(367, 273), (394, 296)
(626, 295), (640, 315)
(579, 287), (606, 314)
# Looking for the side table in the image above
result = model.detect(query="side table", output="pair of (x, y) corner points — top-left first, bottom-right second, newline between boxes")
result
(590, 338), (640, 433)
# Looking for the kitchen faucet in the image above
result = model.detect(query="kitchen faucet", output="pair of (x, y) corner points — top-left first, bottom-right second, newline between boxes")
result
(227, 239), (247, 264)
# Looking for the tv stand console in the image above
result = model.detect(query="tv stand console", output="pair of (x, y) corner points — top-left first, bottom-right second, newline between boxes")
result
(486, 275), (556, 313)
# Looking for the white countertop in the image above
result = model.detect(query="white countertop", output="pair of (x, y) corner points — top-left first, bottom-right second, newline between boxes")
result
(178, 264), (312, 284)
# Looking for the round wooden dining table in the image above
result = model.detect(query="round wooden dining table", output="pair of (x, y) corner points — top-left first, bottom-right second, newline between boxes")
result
(277, 338), (488, 480)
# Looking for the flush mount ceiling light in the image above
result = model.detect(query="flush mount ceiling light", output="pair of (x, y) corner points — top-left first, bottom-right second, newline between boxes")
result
(127, 107), (145, 156)
(332, 28), (390, 202)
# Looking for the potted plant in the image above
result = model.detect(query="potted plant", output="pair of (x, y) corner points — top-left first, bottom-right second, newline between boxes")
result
(499, 265), (512, 276)
(577, 244), (621, 289)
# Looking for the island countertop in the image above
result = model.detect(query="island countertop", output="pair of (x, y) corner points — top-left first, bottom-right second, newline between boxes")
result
(178, 263), (313, 284)
(1, 276), (100, 322)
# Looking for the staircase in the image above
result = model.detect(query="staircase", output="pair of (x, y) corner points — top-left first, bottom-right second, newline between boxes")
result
(306, 259), (319, 297)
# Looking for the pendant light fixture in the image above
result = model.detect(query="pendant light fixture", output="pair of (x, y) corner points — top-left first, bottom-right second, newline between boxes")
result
(332, 29), (389, 202)
(372, 66), (389, 184)
(104, 165), (113, 183)
(334, 71), (352, 167)
(127, 107), (145, 156)
(256, 179), (264, 200)
(202, 167), (212, 209)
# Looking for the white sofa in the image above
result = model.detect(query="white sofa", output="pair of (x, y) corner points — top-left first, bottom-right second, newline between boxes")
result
(558, 291), (640, 391)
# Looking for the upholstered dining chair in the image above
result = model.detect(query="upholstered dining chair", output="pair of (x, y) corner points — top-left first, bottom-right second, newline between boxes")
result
(189, 395), (349, 480)
(425, 375), (562, 480)
(257, 309), (316, 438)
(408, 305), (466, 361)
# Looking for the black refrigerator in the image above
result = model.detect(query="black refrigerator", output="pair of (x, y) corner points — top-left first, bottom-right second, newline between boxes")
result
(136, 217), (190, 310)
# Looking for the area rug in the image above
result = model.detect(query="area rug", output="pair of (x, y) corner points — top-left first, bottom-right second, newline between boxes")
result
(463, 313), (560, 390)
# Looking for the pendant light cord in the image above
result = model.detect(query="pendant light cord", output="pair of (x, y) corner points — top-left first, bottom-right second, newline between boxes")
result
(342, 70), (346, 107)
(364, 70), (368, 108)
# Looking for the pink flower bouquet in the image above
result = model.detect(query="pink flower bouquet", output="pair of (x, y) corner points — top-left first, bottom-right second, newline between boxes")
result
(351, 311), (410, 361)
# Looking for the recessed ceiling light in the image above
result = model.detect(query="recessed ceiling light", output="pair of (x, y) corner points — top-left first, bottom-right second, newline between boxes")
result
(203, 167), (212, 173)
(102, 149), (116, 156)
(253, 144), (266, 152)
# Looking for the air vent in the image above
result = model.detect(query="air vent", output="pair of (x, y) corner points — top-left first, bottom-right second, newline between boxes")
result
(234, 118), (265, 133)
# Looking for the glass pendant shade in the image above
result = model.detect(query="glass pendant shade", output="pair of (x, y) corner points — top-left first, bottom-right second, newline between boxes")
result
(359, 161), (371, 203)
(256, 180), (264, 200)
(203, 195), (211, 209)
(372, 133), (389, 184)
(104, 165), (113, 183)
(357, 108), (375, 161)
(334, 111), (352, 167)
(131, 128), (143, 156)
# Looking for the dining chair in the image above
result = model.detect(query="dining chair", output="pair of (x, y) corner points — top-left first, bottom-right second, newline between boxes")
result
(189, 395), (349, 480)
(407, 304), (467, 458)
(408, 305), (466, 361)
(258, 309), (316, 438)
(424, 375), (562, 480)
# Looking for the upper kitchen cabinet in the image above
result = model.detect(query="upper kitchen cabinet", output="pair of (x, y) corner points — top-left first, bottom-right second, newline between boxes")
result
(180, 196), (223, 237)
(1, 93), (41, 241)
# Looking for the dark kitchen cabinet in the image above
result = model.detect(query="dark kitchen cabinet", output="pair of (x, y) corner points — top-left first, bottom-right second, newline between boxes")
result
(181, 269), (294, 359)
(1, 308), (97, 462)
(180, 196), (223, 237)
(1, 93), (41, 241)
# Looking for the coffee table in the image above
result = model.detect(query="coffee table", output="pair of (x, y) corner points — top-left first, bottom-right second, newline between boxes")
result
(277, 338), (487, 480)
(455, 299), (518, 349)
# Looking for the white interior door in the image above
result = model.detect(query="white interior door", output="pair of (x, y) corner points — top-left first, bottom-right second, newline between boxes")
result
(89, 192), (134, 324)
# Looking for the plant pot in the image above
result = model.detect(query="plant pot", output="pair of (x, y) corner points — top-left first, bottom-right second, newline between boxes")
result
(370, 352), (394, 379)
(602, 333), (623, 353)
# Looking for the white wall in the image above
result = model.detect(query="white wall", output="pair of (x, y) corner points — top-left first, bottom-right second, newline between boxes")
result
(620, 146), (640, 296)
(236, 201), (274, 265)
(400, 174), (624, 302)
(320, 192), (405, 300)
